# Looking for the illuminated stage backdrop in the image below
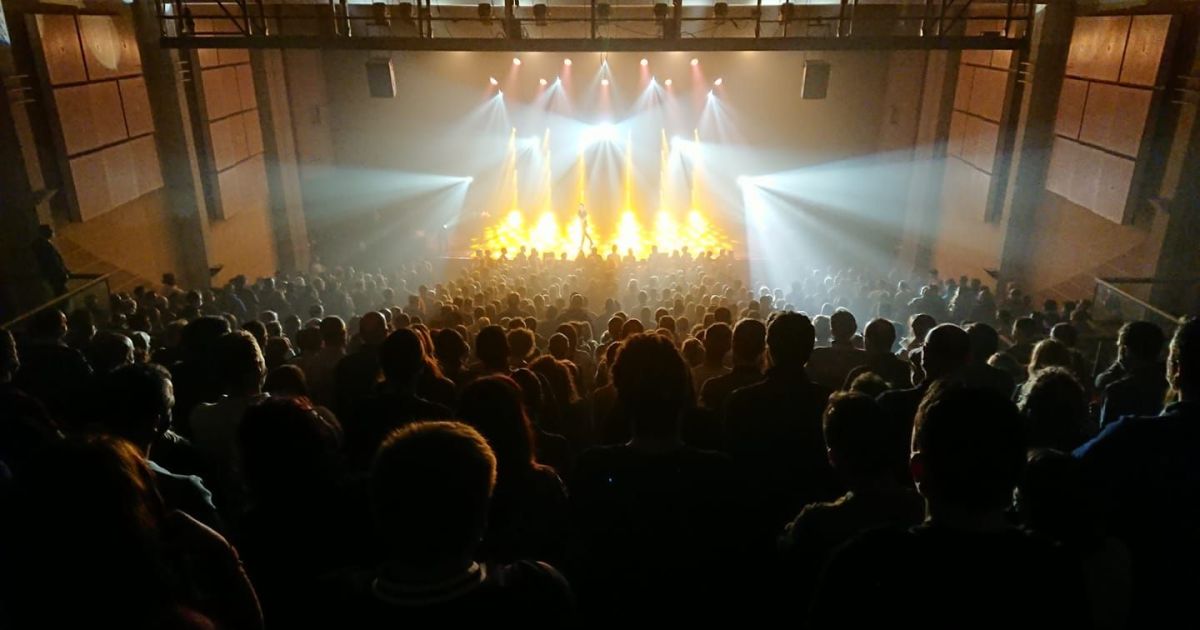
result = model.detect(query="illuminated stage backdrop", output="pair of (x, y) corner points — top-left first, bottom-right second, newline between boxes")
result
(470, 122), (735, 258)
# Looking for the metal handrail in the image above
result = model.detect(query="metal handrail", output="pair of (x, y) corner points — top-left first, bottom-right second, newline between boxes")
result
(2, 273), (114, 330)
(1092, 276), (1181, 324)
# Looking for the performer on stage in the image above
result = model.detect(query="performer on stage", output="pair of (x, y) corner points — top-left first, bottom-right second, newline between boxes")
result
(578, 202), (595, 253)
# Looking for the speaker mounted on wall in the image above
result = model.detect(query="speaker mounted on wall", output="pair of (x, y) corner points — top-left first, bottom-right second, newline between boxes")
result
(802, 59), (831, 100)
(366, 58), (396, 98)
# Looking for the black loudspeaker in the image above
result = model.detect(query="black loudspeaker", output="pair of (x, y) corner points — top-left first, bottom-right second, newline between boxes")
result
(802, 60), (830, 100)
(366, 59), (396, 98)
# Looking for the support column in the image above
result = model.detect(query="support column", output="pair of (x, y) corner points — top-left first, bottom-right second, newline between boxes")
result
(251, 48), (310, 273)
(899, 49), (959, 275)
(0, 0), (50, 319)
(1150, 22), (1200, 316)
(995, 3), (1074, 291)
(130, 0), (213, 289)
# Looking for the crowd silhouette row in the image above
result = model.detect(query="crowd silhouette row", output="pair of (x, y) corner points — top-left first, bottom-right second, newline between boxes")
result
(1, 253), (1196, 628)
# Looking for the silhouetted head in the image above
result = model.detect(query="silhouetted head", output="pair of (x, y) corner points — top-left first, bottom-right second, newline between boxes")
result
(371, 421), (496, 572)
(920, 324), (970, 380)
(766, 312), (815, 369)
(912, 384), (1025, 515)
(1169, 317), (1200, 400)
(731, 318), (767, 366)
(612, 333), (691, 439)
(864, 318), (897, 354)
(823, 392), (893, 481)
(458, 375), (535, 478)
(830, 309), (857, 342)
(475, 325), (509, 370)
(380, 328), (427, 387)
(1118, 321), (1166, 369)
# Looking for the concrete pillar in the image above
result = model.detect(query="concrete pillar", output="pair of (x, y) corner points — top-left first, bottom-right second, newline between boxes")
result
(251, 48), (310, 273)
(129, 0), (214, 289)
(0, 0), (51, 319)
(995, 3), (1075, 290)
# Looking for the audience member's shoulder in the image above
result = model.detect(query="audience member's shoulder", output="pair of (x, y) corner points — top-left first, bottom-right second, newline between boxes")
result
(489, 559), (573, 601)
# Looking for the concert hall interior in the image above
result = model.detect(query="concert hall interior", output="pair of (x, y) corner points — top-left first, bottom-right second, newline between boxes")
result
(3, 1), (1200, 628)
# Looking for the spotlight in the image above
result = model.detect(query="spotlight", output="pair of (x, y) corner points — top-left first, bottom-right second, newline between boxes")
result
(736, 175), (748, 187)
(555, 76), (561, 83)
(664, 78), (673, 86)
(477, 2), (492, 23)
(653, 2), (669, 20)
(690, 57), (699, 66)
(533, 2), (548, 26)
(780, 1), (794, 21)
(539, 78), (548, 86)
(714, 1), (728, 19)
(601, 78), (610, 86)
(713, 77), (723, 86)
(489, 76), (499, 85)
(564, 58), (572, 66)
(512, 57), (521, 66)
(640, 58), (649, 66)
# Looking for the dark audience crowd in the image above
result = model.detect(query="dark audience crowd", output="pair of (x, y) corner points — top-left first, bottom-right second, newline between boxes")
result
(1, 250), (1196, 628)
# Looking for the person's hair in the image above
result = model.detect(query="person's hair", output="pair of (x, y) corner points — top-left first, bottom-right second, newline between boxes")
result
(864, 318), (896, 353)
(1119, 320), (1166, 364)
(96, 363), (174, 448)
(242, 320), (268, 354)
(555, 323), (579, 351)
(848, 371), (890, 398)
(458, 375), (535, 477)
(1049, 323), (1078, 348)
(181, 316), (231, 358)
(7, 435), (175, 625)
(240, 396), (342, 497)
(1169, 317), (1200, 396)
(611, 332), (691, 438)
(547, 333), (570, 360)
(620, 317), (645, 338)
(731, 318), (768, 363)
(359, 311), (389, 345)
(296, 327), (323, 354)
(681, 338), (705, 367)
(510, 367), (547, 425)
(920, 323), (970, 379)
(766, 312), (815, 367)
(1013, 317), (1039, 340)
(370, 421), (496, 569)
(214, 330), (265, 393)
(529, 355), (579, 407)
(909, 313), (937, 341)
(1028, 338), (1073, 375)
(965, 322), (1000, 363)
(702, 322), (733, 359)
(507, 327), (535, 360)
(29, 308), (67, 339)
(1017, 367), (1089, 452)
(713, 306), (732, 324)
(433, 328), (469, 367)
(379, 328), (427, 385)
(913, 383), (1025, 511)
(1, 329), (18, 381)
(813, 315), (831, 342)
(263, 364), (310, 398)
(263, 336), (293, 370)
(319, 316), (348, 347)
(475, 325), (509, 369)
(88, 331), (134, 373)
(823, 392), (893, 477)
(830, 309), (857, 341)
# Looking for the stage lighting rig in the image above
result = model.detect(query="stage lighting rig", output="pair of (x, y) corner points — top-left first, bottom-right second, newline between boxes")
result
(533, 3), (548, 26)
(477, 2), (493, 24)
(596, 3), (611, 23)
